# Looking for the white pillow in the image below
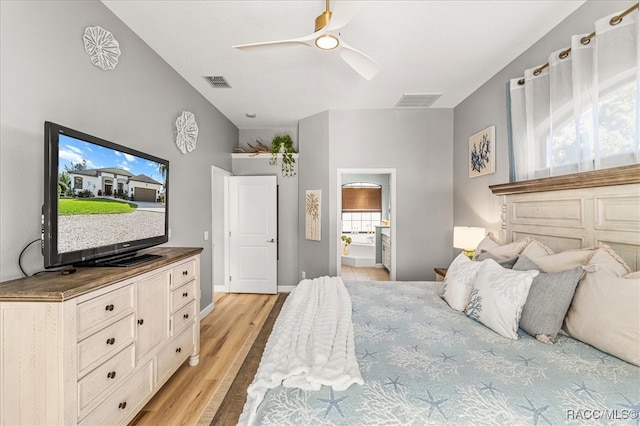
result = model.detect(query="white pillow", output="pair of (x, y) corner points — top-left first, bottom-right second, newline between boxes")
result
(464, 259), (539, 340)
(440, 253), (484, 311)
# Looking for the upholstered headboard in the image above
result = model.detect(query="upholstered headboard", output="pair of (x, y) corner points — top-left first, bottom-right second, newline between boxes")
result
(490, 165), (640, 271)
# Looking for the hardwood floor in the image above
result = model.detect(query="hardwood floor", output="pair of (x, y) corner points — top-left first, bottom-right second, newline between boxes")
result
(340, 265), (390, 281)
(130, 268), (388, 425)
(130, 292), (277, 426)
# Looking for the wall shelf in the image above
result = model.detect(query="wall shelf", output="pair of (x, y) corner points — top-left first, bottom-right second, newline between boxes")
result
(231, 153), (299, 159)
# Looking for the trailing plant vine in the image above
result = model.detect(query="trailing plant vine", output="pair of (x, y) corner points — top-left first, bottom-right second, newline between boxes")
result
(270, 134), (296, 177)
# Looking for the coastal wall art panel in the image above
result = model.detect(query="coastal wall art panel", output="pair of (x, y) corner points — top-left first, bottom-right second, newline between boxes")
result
(305, 189), (321, 241)
(469, 126), (495, 178)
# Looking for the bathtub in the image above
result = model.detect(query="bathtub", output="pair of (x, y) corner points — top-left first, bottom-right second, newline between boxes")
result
(341, 233), (376, 267)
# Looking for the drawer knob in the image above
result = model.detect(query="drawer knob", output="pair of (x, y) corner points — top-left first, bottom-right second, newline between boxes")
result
(137, 319), (144, 325)
(183, 292), (188, 297)
(182, 270), (188, 276)
(118, 402), (127, 410)
(176, 347), (182, 353)
(183, 314), (189, 319)
(105, 304), (114, 311)
(106, 337), (116, 345)
(107, 371), (117, 379)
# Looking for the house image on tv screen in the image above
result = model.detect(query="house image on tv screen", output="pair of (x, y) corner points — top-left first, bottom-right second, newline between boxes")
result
(67, 168), (163, 202)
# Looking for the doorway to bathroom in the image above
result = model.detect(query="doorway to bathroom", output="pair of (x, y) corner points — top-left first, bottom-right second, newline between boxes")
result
(336, 168), (396, 281)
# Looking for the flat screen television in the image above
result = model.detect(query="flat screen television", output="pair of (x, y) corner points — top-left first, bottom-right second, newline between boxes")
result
(43, 121), (169, 268)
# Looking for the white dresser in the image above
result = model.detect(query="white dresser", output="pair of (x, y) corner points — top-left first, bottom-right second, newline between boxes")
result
(0, 247), (202, 425)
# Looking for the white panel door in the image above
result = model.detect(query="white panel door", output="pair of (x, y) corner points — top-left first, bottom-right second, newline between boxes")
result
(229, 176), (277, 294)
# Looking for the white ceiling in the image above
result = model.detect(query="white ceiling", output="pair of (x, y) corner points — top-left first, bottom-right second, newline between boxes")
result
(101, 0), (587, 129)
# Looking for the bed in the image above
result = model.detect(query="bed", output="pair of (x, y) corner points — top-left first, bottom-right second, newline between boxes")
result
(240, 169), (640, 426)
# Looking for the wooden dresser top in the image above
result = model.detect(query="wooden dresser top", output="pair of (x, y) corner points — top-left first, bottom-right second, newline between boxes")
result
(0, 247), (203, 302)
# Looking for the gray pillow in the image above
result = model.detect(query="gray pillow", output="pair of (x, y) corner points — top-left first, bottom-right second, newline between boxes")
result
(475, 250), (518, 269)
(513, 255), (585, 343)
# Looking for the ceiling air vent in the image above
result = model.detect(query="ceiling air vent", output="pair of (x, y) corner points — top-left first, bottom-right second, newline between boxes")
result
(395, 93), (441, 108)
(203, 75), (231, 89)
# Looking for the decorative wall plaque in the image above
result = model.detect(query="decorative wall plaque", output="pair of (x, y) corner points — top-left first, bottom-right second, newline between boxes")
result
(175, 111), (199, 154)
(83, 26), (121, 70)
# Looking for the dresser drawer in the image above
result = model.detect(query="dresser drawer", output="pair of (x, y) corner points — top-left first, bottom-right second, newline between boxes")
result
(77, 284), (134, 337)
(171, 300), (196, 336)
(171, 260), (196, 290)
(77, 314), (135, 375)
(77, 344), (135, 416)
(170, 280), (196, 313)
(79, 360), (153, 426)
(157, 324), (194, 385)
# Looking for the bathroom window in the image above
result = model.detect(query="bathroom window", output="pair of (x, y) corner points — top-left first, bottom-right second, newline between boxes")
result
(342, 183), (382, 233)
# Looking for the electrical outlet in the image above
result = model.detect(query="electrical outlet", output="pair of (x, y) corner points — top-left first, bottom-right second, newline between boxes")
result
(168, 229), (172, 238)
(204, 231), (209, 241)
(301, 271), (306, 279)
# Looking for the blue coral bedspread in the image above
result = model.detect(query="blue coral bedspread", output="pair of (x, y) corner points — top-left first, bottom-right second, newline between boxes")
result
(252, 281), (640, 425)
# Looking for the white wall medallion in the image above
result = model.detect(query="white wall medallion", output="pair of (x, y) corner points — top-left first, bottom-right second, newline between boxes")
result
(83, 26), (121, 70)
(175, 111), (199, 154)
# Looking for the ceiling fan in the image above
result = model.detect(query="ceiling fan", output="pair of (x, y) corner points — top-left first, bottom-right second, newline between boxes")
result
(232, 0), (380, 80)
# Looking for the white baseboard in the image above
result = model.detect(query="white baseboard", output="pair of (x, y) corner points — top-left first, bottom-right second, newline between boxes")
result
(214, 285), (296, 293)
(200, 303), (214, 320)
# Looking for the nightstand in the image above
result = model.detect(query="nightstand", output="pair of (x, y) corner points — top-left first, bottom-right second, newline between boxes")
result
(434, 267), (448, 282)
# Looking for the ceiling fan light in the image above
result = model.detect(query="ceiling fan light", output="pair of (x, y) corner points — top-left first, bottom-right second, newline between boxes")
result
(315, 34), (339, 50)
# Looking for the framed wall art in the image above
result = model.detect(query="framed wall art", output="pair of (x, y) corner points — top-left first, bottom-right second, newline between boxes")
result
(469, 126), (495, 178)
(305, 189), (321, 241)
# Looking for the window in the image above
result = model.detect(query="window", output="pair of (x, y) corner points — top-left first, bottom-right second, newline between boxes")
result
(73, 176), (83, 190)
(508, 6), (638, 181)
(341, 183), (382, 233)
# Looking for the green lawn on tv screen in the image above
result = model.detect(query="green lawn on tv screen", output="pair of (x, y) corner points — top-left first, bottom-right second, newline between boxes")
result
(58, 198), (138, 215)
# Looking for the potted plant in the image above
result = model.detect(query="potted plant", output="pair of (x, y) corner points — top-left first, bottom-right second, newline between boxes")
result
(270, 134), (296, 177)
(341, 235), (352, 255)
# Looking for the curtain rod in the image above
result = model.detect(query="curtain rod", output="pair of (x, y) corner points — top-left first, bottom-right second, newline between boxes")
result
(517, 3), (638, 86)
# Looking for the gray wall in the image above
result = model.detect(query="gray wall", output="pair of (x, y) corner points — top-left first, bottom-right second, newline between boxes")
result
(0, 1), (238, 311)
(298, 111), (331, 280)
(299, 109), (454, 281)
(452, 0), (637, 247)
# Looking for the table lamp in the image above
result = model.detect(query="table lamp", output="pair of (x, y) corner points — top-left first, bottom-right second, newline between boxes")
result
(453, 226), (486, 258)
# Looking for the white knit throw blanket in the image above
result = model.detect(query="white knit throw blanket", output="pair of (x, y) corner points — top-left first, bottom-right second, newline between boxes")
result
(237, 276), (363, 426)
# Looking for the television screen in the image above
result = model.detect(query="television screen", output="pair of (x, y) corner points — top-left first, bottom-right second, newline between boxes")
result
(43, 122), (169, 268)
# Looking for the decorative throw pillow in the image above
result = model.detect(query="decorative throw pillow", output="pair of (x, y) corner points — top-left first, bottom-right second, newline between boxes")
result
(529, 247), (597, 273)
(475, 250), (518, 269)
(588, 244), (632, 275)
(473, 237), (531, 261)
(564, 249), (639, 366)
(473, 232), (502, 256)
(513, 256), (584, 343)
(520, 239), (555, 259)
(440, 253), (484, 311)
(464, 259), (539, 340)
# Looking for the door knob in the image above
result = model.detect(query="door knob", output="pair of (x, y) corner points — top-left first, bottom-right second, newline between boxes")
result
(267, 238), (276, 243)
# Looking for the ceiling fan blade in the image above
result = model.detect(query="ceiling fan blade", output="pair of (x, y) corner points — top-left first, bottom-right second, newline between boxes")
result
(339, 40), (380, 80)
(233, 32), (318, 51)
(325, 1), (365, 32)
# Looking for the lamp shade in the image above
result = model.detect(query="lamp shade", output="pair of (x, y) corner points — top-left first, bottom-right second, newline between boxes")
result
(453, 226), (486, 250)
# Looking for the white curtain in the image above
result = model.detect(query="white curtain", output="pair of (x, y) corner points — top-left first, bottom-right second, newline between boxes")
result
(509, 7), (638, 181)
